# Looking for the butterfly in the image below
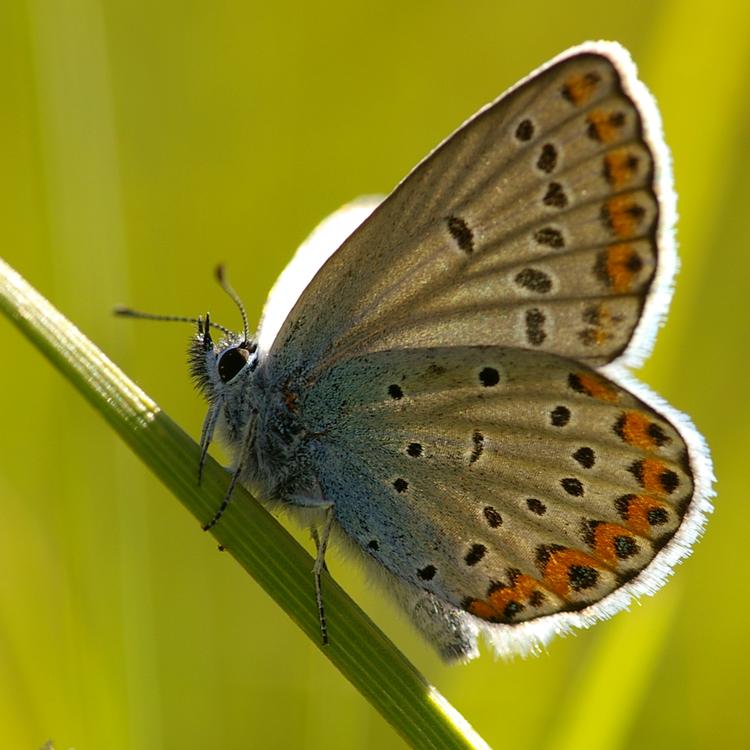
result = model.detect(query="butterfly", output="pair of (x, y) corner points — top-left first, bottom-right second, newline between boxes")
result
(121, 41), (713, 661)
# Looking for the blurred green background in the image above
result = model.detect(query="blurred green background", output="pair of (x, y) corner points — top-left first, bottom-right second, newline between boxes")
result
(1, 1), (747, 748)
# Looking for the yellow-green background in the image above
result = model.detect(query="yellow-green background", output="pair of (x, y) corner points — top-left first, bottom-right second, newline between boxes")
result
(1, 1), (746, 748)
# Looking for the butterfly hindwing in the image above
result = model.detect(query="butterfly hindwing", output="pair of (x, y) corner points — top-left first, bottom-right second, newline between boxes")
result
(302, 346), (703, 654)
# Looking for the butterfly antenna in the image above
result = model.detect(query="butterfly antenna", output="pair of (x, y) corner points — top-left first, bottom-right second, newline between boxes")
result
(113, 307), (234, 337)
(215, 264), (250, 344)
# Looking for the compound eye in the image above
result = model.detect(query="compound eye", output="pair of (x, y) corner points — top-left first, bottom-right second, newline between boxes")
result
(217, 346), (250, 383)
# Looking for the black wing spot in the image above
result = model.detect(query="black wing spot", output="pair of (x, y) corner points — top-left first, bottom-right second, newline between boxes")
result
(503, 601), (525, 621)
(388, 384), (403, 399)
(483, 506), (503, 528)
(418, 564), (436, 581)
(561, 477), (584, 496)
(515, 268), (552, 293)
(647, 507), (669, 526)
(537, 143), (558, 173)
(550, 405), (570, 427)
(526, 498), (546, 515)
(479, 367), (500, 387)
(572, 447), (596, 469)
(464, 543), (487, 566)
(406, 442), (423, 457)
(568, 373), (585, 394)
(660, 469), (680, 494)
(393, 478), (409, 493)
(628, 203), (646, 220)
(615, 494), (635, 520)
(515, 118), (534, 141)
(367, 539), (379, 551)
(469, 431), (485, 464)
(628, 460), (645, 484)
(613, 413), (627, 441)
(614, 535), (639, 559)
(446, 215), (474, 253)
(627, 251), (645, 271)
(534, 226), (565, 248)
(648, 423), (670, 446)
(569, 565), (599, 591)
(542, 182), (568, 208)
(529, 590), (546, 607)
(525, 308), (546, 345)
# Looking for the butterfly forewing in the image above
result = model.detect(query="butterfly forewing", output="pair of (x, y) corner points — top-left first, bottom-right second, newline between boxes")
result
(303, 347), (694, 628)
(267, 45), (668, 376)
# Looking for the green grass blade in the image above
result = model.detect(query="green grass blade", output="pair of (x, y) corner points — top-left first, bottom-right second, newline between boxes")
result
(0, 257), (490, 750)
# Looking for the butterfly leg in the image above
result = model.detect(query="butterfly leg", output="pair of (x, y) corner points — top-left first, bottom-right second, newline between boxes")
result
(312, 506), (334, 646)
(202, 418), (255, 531)
(309, 528), (329, 573)
(197, 399), (221, 485)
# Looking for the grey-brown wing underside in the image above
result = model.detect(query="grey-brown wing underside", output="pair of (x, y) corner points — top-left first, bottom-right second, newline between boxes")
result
(300, 345), (709, 657)
(267, 42), (674, 378)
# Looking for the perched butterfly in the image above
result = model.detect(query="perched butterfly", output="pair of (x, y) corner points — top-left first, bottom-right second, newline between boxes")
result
(121, 41), (713, 661)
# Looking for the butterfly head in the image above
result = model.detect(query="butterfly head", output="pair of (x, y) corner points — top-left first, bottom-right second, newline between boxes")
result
(188, 313), (258, 400)
(116, 265), (259, 403)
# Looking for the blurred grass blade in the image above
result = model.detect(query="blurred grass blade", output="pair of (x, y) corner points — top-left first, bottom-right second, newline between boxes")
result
(543, 587), (679, 750)
(0, 257), (490, 750)
(642, 0), (750, 374)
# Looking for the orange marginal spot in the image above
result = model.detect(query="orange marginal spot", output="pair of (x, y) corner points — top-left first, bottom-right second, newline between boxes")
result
(604, 195), (646, 239)
(467, 599), (498, 620)
(466, 573), (543, 622)
(562, 72), (601, 105)
(587, 110), (623, 143)
(620, 494), (670, 536)
(590, 523), (636, 566)
(617, 410), (659, 450)
(605, 243), (642, 292)
(542, 548), (602, 597)
(637, 457), (675, 496)
(579, 327), (611, 347)
(604, 149), (640, 188)
(487, 574), (538, 613)
(604, 195), (645, 239)
(583, 303), (623, 330)
(579, 304), (616, 347)
(571, 371), (619, 402)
